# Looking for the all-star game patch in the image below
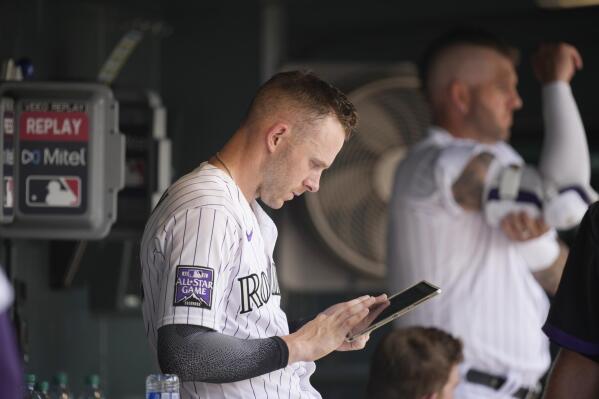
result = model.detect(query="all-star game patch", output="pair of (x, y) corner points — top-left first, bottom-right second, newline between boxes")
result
(173, 266), (214, 309)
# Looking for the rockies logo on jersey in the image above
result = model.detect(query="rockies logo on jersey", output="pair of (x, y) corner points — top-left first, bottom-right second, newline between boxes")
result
(238, 261), (281, 314)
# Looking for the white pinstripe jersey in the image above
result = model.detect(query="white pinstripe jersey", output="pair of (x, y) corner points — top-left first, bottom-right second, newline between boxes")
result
(388, 127), (552, 391)
(141, 162), (321, 399)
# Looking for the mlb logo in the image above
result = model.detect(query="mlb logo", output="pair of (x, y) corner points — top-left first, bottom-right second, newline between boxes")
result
(26, 175), (81, 207)
(191, 270), (205, 278)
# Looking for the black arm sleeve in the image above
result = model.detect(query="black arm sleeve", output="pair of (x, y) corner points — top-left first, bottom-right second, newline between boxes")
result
(157, 324), (289, 383)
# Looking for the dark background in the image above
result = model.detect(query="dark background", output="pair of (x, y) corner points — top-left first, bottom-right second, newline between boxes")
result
(1, 0), (598, 397)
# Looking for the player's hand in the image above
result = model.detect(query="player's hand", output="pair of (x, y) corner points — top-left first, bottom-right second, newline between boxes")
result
(500, 211), (550, 241)
(532, 43), (582, 84)
(335, 294), (389, 352)
(281, 295), (375, 364)
(337, 294), (391, 352)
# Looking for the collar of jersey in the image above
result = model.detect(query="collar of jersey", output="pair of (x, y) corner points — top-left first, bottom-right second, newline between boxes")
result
(199, 162), (276, 247)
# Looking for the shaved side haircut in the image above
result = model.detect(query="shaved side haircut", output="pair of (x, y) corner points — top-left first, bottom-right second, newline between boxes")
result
(244, 70), (358, 139)
(420, 27), (517, 100)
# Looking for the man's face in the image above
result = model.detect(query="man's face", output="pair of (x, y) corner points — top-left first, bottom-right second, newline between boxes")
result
(437, 364), (460, 399)
(260, 114), (346, 209)
(467, 53), (522, 143)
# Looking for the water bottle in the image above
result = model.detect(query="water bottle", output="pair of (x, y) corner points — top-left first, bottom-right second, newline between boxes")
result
(49, 372), (73, 399)
(78, 374), (104, 399)
(24, 374), (42, 399)
(36, 381), (50, 399)
(146, 374), (179, 399)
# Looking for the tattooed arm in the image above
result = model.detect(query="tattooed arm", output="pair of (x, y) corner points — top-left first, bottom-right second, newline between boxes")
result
(451, 152), (551, 241)
(451, 152), (494, 211)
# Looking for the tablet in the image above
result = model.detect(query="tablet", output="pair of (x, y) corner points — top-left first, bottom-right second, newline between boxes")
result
(346, 280), (441, 342)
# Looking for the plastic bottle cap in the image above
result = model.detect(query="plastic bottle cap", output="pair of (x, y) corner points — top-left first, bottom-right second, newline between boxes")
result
(36, 381), (49, 393)
(25, 374), (36, 384)
(54, 372), (69, 386)
(85, 374), (100, 388)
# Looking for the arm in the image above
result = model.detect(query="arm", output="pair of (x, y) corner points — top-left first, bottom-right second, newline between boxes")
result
(452, 154), (550, 242)
(451, 152), (494, 211)
(287, 294), (388, 334)
(158, 325), (288, 383)
(543, 349), (599, 399)
(532, 239), (568, 295)
(160, 295), (386, 383)
(282, 294), (388, 363)
(539, 42), (590, 186)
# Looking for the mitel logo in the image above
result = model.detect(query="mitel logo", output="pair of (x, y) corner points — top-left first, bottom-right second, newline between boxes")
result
(21, 149), (41, 165)
(21, 148), (86, 167)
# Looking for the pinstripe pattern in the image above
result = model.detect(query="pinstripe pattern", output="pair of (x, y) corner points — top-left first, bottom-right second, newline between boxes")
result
(141, 162), (320, 399)
(388, 128), (552, 394)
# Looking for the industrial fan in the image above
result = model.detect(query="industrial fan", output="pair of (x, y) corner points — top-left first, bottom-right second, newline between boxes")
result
(303, 75), (430, 278)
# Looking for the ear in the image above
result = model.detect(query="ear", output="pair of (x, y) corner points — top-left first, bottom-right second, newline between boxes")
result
(265, 122), (290, 154)
(449, 80), (471, 114)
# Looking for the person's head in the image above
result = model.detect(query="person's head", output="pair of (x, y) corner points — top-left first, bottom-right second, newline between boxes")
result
(421, 28), (522, 143)
(242, 70), (357, 209)
(366, 327), (464, 399)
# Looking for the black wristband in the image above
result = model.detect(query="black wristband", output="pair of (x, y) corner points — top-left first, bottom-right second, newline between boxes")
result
(271, 335), (289, 367)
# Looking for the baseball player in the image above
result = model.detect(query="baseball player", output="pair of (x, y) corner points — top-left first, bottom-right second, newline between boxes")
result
(140, 71), (388, 399)
(388, 29), (588, 399)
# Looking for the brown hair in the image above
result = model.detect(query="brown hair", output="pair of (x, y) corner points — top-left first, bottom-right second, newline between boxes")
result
(366, 327), (464, 399)
(244, 70), (358, 139)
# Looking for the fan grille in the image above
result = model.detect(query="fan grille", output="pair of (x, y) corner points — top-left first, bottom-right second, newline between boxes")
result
(305, 77), (430, 277)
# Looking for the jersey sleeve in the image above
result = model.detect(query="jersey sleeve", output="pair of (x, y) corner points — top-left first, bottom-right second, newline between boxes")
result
(543, 202), (599, 362)
(157, 206), (240, 332)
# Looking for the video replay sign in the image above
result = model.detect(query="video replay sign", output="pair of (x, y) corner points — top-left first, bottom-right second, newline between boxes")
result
(0, 82), (125, 239)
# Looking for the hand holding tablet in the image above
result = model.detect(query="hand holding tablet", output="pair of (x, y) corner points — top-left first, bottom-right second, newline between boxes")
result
(345, 280), (441, 343)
